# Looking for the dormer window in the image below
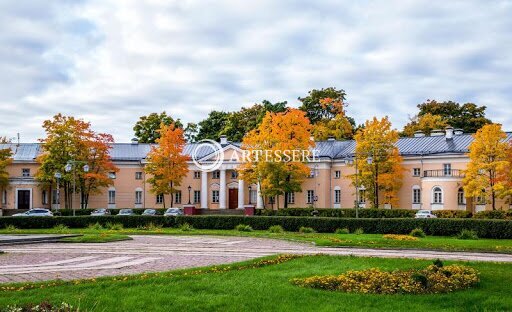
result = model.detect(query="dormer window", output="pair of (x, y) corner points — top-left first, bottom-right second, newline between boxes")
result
(22, 168), (30, 177)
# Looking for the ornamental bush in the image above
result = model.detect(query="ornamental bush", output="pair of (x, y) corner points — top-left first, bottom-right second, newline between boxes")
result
(235, 224), (253, 232)
(383, 234), (418, 241)
(291, 263), (479, 294)
(299, 226), (316, 233)
(268, 225), (284, 233)
(458, 229), (478, 240)
(410, 228), (426, 238)
(335, 228), (350, 234)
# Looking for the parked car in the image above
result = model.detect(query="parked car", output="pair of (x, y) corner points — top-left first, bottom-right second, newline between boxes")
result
(90, 209), (111, 216)
(117, 209), (135, 216)
(12, 209), (53, 217)
(415, 210), (437, 218)
(142, 209), (158, 216)
(164, 208), (183, 216)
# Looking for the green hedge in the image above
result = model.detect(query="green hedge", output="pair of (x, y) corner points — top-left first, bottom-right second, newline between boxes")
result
(53, 209), (168, 216)
(2, 215), (512, 239)
(473, 210), (512, 220)
(255, 208), (474, 219)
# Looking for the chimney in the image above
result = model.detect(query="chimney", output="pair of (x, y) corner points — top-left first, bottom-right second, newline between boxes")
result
(445, 126), (454, 140)
(220, 135), (228, 145)
(413, 131), (425, 138)
(327, 136), (335, 141)
(131, 138), (139, 145)
(454, 129), (464, 135)
(431, 129), (444, 137)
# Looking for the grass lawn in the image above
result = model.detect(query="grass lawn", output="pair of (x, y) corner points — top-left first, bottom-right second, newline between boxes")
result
(2, 227), (512, 253)
(59, 234), (132, 243)
(1, 255), (511, 311)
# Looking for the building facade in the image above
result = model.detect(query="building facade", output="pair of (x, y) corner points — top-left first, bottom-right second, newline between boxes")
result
(1, 129), (511, 212)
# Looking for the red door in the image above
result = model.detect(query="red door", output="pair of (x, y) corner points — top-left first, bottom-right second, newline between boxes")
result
(228, 189), (238, 209)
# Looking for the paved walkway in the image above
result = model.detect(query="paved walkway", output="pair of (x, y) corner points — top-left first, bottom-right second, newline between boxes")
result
(0, 235), (511, 283)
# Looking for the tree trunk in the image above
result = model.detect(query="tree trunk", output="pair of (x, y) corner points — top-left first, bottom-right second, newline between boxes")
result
(284, 192), (288, 208)
(374, 163), (379, 208)
(163, 194), (166, 209)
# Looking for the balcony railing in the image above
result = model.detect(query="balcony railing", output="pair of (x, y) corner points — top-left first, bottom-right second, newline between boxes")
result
(423, 169), (465, 178)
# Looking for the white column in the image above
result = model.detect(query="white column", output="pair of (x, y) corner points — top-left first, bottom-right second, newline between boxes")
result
(238, 179), (245, 208)
(201, 171), (208, 209)
(219, 169), (226, 209)
(256, 182), (263, 209)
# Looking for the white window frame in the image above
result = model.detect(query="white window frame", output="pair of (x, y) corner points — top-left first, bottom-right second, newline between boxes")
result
(249, 190), (257, 204)
(108, 190), (116, 204)
(412, 186), (421, 204)
(135, 172), (143, 180)
(443, 164), (452, 176)
(193, 171), (201, 179)
(2, 190), (7, 205)
(287, 192), (295, 204)
(334, 170), (341, 179)
(458, 188), (466, 205)
(22, 168), (30, 177)
(135, 190), (143, 205)
(334, 189), (341, 204)
(212, 190), (220, 203)
(212, 171), (220, 179)
(52, 189), (59, 205)
(193, 190), (201, 204)
(42, 190), (48, 205)
(413, 168), (421, 177)
(175, 191), (182, 204)
(156, 194), (164, 204)
(307, 190), (315, 204)
(432, 187), (443, 204)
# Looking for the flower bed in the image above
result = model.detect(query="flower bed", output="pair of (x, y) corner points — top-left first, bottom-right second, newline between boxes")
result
(383, 234), (418, 241)
(291, 263), (479, 294)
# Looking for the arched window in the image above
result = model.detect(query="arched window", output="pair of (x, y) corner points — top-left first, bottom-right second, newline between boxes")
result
(476, 189), (486, 205)
(432, 187), (443, 204)
(412, 185), (421, 204)
(457, 188), (465, 205)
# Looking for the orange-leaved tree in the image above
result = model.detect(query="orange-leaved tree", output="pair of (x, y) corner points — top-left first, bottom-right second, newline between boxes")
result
(463, 124), (510, 210)
(37, 114), (118, 209)
(353, 116), (403, 208)
(0, 137), (12, 197)
(496, 140), (512, 203)
(239, 108), (313, 208)
(144, 123), (189, 208)
(402, 113), (448, 137)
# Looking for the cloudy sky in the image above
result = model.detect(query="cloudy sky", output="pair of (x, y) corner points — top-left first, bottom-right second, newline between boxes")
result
(1, 0), (511, 142)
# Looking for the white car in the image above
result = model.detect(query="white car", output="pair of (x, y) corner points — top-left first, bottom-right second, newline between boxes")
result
(164, 208), (183, 216)
(415, 210), (437, 218)
(90, 209), (111, 216)
(12, 209), (53, 217)
(117, 209), (135, 216)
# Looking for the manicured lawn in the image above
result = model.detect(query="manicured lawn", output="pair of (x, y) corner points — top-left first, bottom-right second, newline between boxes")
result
(2, 227), (512, 253)
(59, 234), (132, 243)
(1, 255), (511, 311)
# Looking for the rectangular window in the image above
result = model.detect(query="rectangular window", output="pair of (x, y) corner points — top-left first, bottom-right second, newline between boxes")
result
(458, 189), (465, 205)
(156, 194), (164, 204)
(358, 189), (366, 204)
(249, 190), (258, 204)
(413, 188), (421, 204)
(308, 170), (315, 178)
(194, 171), (201, 179)
(52, 189), (59, 204)
(2, 190), (7, 205)
(269, 196), (275, 204)
(334, 170), (341, 179)
(108, 190), (116, 204)
(194, 190), (201, 204)
(231, 171), (238, 179)
(42, 190), (48, 205)
(212, 171), (220, 179)
(175, 191), (182, 204)
(22, 168), (30, 177)
(212, 190), (219, 203)
(135, 172), (143, 180)
(135, 191), (143, 204)
(307, 190), (315, 204)
(443, 164), (452, 176)
(109, 172), (116, 179)
(334, 189), (341, 204)
(413, 168), (421, 177)
(287, 192), (295, 204)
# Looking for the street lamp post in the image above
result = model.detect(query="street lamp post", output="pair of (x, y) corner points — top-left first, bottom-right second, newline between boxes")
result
(187, 185), (192, 205)
(248, 186), (252, 205)
(65, 161), (89, 216)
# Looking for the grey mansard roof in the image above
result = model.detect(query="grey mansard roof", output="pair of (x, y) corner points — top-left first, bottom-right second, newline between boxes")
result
(2, 132), (511, 162)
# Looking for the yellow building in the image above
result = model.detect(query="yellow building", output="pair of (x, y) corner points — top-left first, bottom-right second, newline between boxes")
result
(1, 129), (511, 212)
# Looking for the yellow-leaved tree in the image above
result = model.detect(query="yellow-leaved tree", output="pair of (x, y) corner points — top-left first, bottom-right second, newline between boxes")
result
(0, 137), (12, 198)
(311, 98), (353, 140)
(353, 117), (403, 208)
(402, 113), (448, 137)
(463, 124), (510, 210)
(239, 108), (313, 208)
(145, 123), (189, 208)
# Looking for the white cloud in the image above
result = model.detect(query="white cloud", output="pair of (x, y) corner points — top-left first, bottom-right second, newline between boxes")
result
(1, 0), (511, 142)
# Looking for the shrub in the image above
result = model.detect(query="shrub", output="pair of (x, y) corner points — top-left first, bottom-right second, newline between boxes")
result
(106, 222), (123, 231)
(88, 222), (104, 230)
(433, 259), (444, 268)
(335, 228), (350, 234)
(291, 264), (479, 294)
(1, 301), (78, 312)
(52, 224), (69, 233)
(434, 210), (472, 219)
(179, 222), (194, 232)
(299, 226), (316, 233)
(458, 229), (478, 240)
(235, 224), (253, 232)
(256, 208), (416, 218)
(4, 224), (18, 232)
(354, 228), (364, 235)
(383, 234), (418, 241)
(410, 228), (426, 238)
(473, 210), (512, 220)
(268, 225), (284, 233)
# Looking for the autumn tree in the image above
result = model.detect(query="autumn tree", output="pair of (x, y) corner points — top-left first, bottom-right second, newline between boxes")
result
(496, 141), (512, 203)
(415, 100), (491, 133)
(144, 123), (189, 208)
(0, 137), (12, 195)
(298, 87), (347, 123)
(353, 117), (403, 208)
(402, 113), (448, 137)
(239, 108), (313, 208)
(133, 112), (183, 143)
(310, 98), (354, 140)
(463, 124), (510, 210)
(37, 114), (117, 209)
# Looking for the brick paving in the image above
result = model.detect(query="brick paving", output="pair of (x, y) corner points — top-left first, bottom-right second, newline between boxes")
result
(1, 235), (512, 283)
